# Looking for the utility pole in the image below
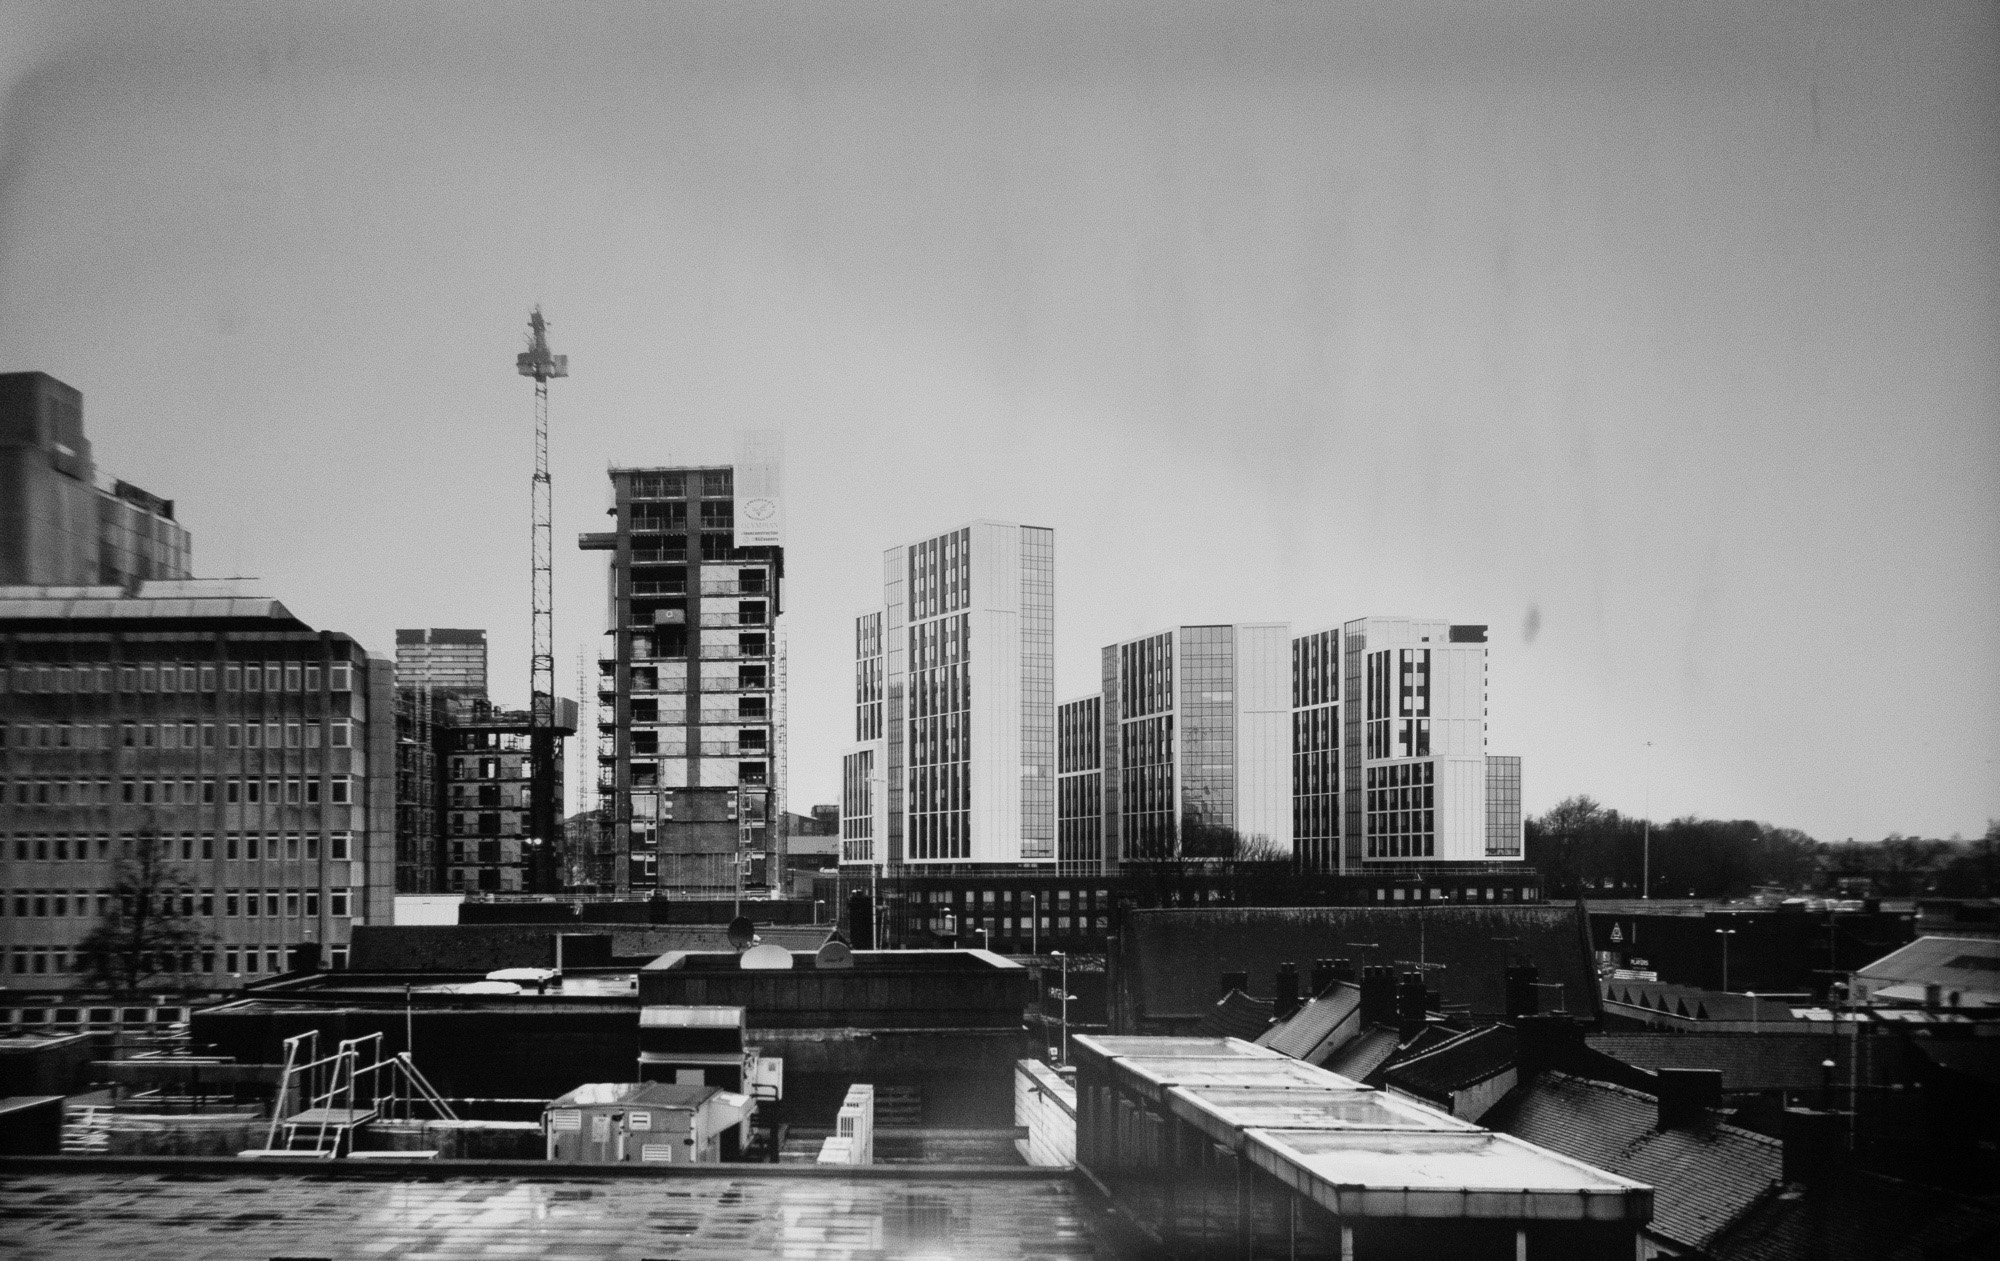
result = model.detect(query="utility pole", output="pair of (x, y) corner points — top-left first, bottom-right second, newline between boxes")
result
(517, 308), (567, 894)
(1642, 741), (1652, 899)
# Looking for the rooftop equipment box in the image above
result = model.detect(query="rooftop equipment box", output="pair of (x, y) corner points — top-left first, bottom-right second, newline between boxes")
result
(543, 1081), (752, 1165)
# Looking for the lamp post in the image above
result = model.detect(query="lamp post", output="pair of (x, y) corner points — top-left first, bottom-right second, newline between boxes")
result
(1642, 741), (1652, 899)
(1715, 927), (1737, 992)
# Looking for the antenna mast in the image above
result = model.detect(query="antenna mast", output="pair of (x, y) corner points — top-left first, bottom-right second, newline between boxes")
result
(516, 307), (567, 890)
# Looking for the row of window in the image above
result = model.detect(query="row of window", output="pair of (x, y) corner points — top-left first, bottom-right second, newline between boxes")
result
(0, 719), (351, 751)
(6, 776), (353, 805)
(7, 832), (350, 862)
(5, 887), (351, 918)
(627, 470), (731, 499)
(3, 662), (352, 696)
(6, 946), (343, 977)
(906, 527), (972, 623)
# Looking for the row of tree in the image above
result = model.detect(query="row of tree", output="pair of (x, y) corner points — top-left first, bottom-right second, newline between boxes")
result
(1525, 795), (2000, 899)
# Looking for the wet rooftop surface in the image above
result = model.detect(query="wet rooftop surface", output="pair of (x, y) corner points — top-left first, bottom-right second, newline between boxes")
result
(0, 1169), (1124, 1260)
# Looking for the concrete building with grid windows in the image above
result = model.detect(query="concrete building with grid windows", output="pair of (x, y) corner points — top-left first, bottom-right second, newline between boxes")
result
(1342, 617), (1521, 869)
(840, 521), (1055, 879)
(0, 580), (393, 994)
(580, 436), (785, 896)
(2, 372), (192, 591)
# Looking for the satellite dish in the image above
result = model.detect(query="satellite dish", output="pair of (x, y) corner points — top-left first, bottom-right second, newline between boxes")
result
(740, 943), (794, 970)
(815, 940), (854, 970)
(726, 916), (757, 951)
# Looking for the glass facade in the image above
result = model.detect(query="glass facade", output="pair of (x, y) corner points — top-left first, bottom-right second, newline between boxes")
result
(1176, 626), (1235, 849)
(1292, 628), (1340, 872)
(1485, 754), (1522, 856)
(1018, 527), (1055, 860)
(1057, 695), (1102, 873)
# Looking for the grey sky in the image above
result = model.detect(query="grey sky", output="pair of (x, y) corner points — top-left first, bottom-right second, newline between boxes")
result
(2, 1), (1994, 841)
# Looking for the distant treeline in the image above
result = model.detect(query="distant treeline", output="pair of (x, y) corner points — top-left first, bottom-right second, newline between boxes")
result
(1525, 796), (1998, 900)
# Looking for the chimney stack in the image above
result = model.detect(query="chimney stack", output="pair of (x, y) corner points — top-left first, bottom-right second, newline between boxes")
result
(1396, 970), (1430, 1036)
(1274, 963), (1301, 1019)
(1332, 958), (1355, 986)
(1505, 964), (1540, 1019)
(1310, 958), (1336, 998)
(1781, 1107), (1846, 1186)
(1654, 1068), (1724, 1129)
(1359, 966), (1397, 1025)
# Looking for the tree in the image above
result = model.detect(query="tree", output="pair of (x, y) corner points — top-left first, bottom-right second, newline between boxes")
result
(76, 831), (212, 995)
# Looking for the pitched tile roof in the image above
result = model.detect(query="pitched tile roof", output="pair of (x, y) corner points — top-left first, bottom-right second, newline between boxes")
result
(1322, 1024), (1402, 1081)
(1254, 983), (1362, 1061)
(1484, 1071), (1781, 1253)
(1192, 989), (1276, 1041)
(1383, 1024), (1518, 1105)
(1586, 1032), (1898, 1093)
(1709, 1167), (2000, 1261)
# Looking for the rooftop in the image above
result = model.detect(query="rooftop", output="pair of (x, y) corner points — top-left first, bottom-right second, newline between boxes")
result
(1484, 1070), (1781, 1253)
(1254, 982), (1362, 1062)
(0, 581), (304, 628)
(1381, 1023), (1518, 1103)
(0, 1163), (1115, 1260)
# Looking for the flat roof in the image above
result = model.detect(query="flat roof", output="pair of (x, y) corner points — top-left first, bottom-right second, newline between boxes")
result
(1112, 1055), (1356, 1103)
(1245, 1128), (1654, 1221)
(1070, 1034), (1279, 1065)
(0, 1166), (1097, 1258)
(1167, 1084), (1477, 1148)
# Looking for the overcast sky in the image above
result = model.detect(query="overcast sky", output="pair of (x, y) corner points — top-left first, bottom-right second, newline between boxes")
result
(2, 1), (1994, 842)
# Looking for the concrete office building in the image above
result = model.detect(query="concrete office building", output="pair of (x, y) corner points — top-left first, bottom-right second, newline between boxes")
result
(2, 372), (192, 590)
(0, 581), (394, 992)
(394, 628), (488, 700)
(580, 434), (786, 896)
(841, 521), (1055, 879)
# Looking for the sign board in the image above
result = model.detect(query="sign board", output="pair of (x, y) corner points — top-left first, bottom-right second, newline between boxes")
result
(733, 430), (784, 548)
(591, 1114), (610, 1142)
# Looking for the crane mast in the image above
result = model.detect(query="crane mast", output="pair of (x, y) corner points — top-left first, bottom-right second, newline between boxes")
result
(516, 307), (567, 891)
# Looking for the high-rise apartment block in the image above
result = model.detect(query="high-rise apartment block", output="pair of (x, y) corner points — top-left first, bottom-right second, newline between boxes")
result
(842, 521), (1054, 876)
(394, 628), (489, 700)
(0, 581), (394, 990)
(1048, 617), (1521, 878)
(2, 372), (191, 589)
(1094, 623), (1293, 868)
(580, 436), (785, 895)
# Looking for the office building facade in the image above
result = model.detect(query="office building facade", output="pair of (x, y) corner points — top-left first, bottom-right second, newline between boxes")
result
(580, 436), (785, 896)
(0, 581), (394, 991)
(394, 628), (489, 701)
(841, 521), (1055, 877)
(2, 372), (192, 590)
(441, 701), (573, 895)
(1056, 693), (1103, 876)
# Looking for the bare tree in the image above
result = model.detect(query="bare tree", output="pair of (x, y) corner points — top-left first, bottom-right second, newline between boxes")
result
(76, 831), (212, 995)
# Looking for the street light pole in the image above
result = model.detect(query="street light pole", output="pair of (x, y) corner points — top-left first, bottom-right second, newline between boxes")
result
(1642, 741), (1652, 899)
(1052, 950), (1072, 1067)
(1715, 927), (1736, 992)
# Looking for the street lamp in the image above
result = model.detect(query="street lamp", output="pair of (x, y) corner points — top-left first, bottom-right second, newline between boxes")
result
(1715, 928), (1737, 992)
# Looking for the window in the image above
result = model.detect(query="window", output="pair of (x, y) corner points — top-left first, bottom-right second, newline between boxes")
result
(330, 887), (351, 918)
(305, 835), (319, 860)
(330, 720), (351, 749)
(305, 665), (321, 691)
(330, 777), (351, 805)
(244, 664), (261, 692)
(286, 723), (301, 749)
(225, 724), (241, 749)
(285, 664), (302, 692)
(224, 892), (239, 916)
(224, 664), (241, 691)
(738, 601), (766, 625)
(245, 724), (260, 750)
(329, 665), (351, 692)
(202, 724), (216, 748)
(200, 665), (217, 691)
(306, 722), (321, 748)
(305, 780), (320, 804)
(285, 781), (300, 804)
(266, 723), (282, 748)
(329, 832), (350, 860)
(305, 891), (320, 916)
(245, 835), (260, 860)
(245, 781), (260, 805)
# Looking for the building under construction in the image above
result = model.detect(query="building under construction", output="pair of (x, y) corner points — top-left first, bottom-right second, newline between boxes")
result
(580, 435), (786, 896)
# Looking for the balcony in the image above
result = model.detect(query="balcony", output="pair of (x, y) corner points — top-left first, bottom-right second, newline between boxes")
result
(697, 580), (768, 598)
(700, 642), (770, 662)
(699, 610), (764, 628)
(629, 580), (687, 597)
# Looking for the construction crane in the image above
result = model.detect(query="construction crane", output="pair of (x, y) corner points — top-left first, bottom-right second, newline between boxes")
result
(516, 307), (567, 892)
